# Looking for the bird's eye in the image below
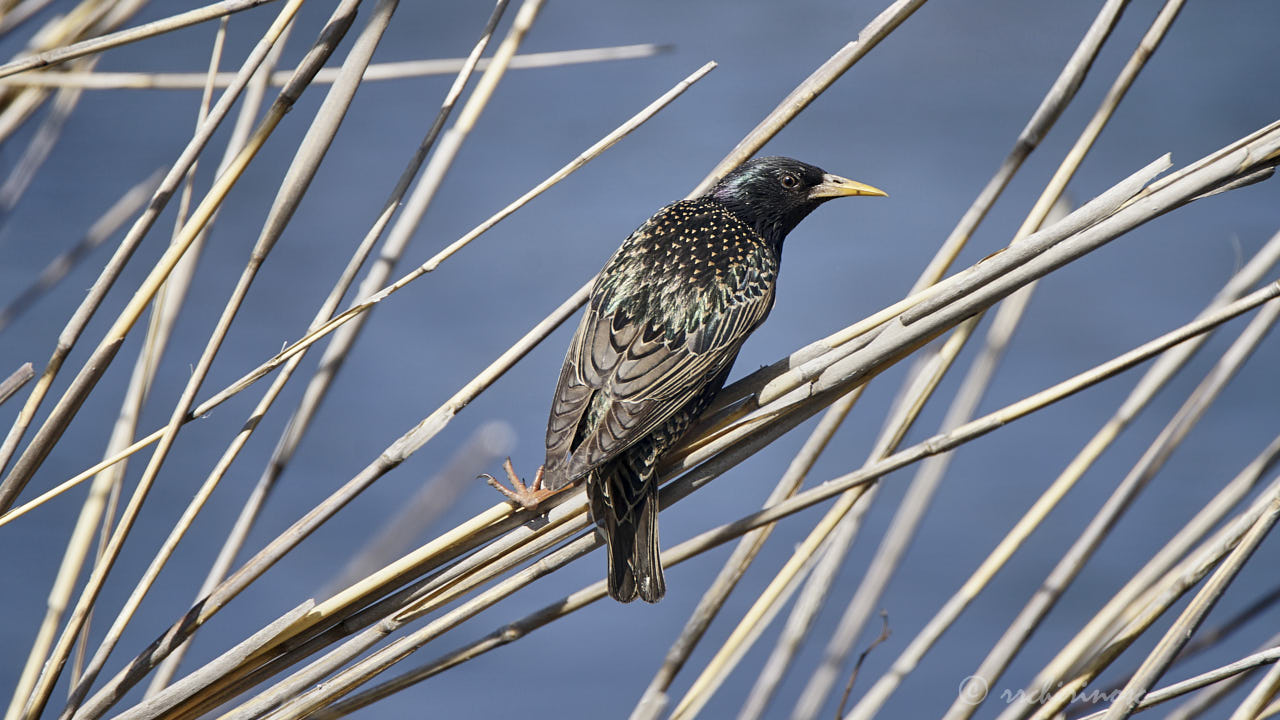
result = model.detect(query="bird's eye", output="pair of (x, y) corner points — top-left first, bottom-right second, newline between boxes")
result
(780, 173), (799, 189)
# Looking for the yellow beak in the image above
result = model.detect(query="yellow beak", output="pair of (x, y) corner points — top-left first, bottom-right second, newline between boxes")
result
(808, 173), (888, 200)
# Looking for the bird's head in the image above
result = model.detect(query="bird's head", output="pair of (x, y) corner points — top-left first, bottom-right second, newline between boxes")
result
(708, 156), (886, 248)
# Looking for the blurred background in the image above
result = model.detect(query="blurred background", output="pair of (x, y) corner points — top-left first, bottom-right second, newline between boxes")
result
(2, 1), (1279, 717)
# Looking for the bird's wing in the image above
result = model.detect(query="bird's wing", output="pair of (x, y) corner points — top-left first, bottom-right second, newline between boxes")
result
(544, 271), (773, 488)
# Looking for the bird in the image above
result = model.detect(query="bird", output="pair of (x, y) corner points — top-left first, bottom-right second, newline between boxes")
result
(486, 156), (886, 603)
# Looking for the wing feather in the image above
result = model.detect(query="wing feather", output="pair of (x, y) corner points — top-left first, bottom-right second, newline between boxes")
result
(544, 201), (777, 486)
(559, 292), (772, 482)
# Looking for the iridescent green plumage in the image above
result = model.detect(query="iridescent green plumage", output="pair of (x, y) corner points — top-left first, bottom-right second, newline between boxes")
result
(539, 156), (885, 602)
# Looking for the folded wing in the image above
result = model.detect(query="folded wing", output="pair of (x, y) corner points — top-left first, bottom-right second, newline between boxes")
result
(543, 247), (773, 488)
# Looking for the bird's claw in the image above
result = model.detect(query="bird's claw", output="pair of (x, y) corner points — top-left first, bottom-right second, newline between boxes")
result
(481, 458), (556, 512)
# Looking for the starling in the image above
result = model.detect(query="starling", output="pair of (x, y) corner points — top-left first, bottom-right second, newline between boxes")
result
(489, 156), (885, 602)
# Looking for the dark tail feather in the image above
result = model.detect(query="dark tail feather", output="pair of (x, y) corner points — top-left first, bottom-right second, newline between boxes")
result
(604, 516), (639, 602)
(590, 468), (665, 603)
(630, 489), (665, 602)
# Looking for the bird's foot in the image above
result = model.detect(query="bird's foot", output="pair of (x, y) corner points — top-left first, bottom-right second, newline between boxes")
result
(482, 458), (558, 512)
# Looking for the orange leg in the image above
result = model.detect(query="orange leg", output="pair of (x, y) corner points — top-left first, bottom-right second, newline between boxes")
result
(481, 458), (560, 512)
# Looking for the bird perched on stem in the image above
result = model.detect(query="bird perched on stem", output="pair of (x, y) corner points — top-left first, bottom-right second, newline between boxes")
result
(487, 156), (885, 602)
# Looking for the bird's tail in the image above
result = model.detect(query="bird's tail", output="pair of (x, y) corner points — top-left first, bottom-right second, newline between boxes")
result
(590, 465), (665, 603)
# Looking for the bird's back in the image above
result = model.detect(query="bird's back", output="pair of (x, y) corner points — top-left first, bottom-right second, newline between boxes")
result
(593, 198), (780, 353)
